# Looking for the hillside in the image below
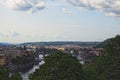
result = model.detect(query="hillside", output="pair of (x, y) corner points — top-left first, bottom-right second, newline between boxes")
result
(20, 41), (101, 47)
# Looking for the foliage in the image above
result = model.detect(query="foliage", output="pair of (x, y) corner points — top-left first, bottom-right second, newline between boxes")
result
(10, 73), (23, 80)
(0, 67), (9, 80)
(11, 53), (35, 65)
(82, 65), (98, 80)
(29, 52), (84, 80)
(93, 35), (120, 80)
(82, 35), (120, 80)
(0, 67), (23, 80)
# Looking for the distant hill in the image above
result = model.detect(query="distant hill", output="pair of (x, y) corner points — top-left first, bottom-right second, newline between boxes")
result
(0, 42), (12, 47)
(94, 38), (113, 48)
(19, 41), (101, 47)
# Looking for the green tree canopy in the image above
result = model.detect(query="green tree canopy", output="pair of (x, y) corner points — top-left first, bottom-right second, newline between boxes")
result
(94, 35), (120, 80)
(10, 73), (23, 80)
(29, 53), (84, 80)
(0, 67), (9, 80)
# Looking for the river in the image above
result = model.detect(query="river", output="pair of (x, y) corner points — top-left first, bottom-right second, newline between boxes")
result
(21, 55), (45, 80)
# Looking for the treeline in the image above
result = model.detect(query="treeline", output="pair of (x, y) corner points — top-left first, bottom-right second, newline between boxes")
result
(0, 67), (22, 80)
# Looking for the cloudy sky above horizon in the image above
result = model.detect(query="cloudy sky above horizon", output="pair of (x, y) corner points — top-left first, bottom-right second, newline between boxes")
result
(0, 0), (120, 43)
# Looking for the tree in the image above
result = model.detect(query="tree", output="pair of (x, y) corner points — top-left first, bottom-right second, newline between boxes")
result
(0, 67), (9, 80)
(83, 65), (98, 80)
(10, 73), (23, 80)
(93, 35), (120, 80)
(29, 52), (84, 80)
(83, 35), (120, 80)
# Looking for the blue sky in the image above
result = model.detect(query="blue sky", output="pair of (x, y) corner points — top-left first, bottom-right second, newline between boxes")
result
(0, 0), (120, 43)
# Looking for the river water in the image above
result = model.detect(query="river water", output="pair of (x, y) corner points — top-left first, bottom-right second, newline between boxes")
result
(21, 55), (45, 80)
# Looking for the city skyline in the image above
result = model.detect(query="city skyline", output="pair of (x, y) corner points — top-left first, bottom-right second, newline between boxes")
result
(0, 0), (120, 43)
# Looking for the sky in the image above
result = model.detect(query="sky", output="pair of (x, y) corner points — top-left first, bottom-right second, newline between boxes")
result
(0, 0), (120, 43)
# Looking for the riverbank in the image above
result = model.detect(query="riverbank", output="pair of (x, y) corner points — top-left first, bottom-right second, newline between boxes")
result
(8, 54), (44, 80)
(21, 60), (45, 80)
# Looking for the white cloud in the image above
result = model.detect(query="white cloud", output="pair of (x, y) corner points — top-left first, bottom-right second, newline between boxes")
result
(1, 0), (45, 13)
(64, 0), (120, 17)
(11, 31), (20, 37)
(0, 31), (20, 38)
(1, 0), (120, 17)
(62, 8), (72, 14)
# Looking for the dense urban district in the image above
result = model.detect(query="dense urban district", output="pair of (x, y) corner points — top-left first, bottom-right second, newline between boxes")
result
(0, 35), (120, 80)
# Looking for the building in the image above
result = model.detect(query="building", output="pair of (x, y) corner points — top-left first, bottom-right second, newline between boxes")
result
(0, 49), (23, 65)
(0, 51), (8, 65)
